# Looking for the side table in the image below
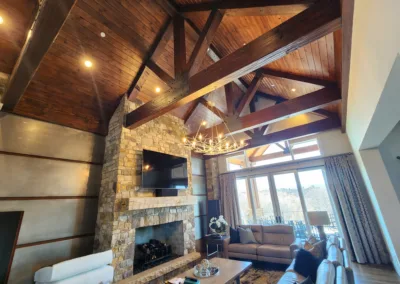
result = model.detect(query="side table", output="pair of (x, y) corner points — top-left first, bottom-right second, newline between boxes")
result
(205, 235), (230, 259)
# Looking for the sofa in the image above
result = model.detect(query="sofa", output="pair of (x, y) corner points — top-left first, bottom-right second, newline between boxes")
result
(34, 250), (113, 284)
(278, 236), (355, 284)
(223, 224), (301, 265)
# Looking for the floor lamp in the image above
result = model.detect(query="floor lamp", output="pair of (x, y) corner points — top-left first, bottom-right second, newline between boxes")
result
(308, 211), (331, 241)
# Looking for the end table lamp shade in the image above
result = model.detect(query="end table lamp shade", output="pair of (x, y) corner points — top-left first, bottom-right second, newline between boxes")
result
(308, 211), (330, 240)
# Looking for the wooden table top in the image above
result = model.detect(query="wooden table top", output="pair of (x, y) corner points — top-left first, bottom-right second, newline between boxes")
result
(172, 258), (252, 284)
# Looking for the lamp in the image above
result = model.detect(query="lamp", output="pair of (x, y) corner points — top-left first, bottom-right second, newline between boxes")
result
(308, 211), (331, 241)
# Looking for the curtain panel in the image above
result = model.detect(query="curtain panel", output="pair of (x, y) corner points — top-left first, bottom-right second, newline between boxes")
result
(219, 172), (241, 228)
(324, 154), (390, 264)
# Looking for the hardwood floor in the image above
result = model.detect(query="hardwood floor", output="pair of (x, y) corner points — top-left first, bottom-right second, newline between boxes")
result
(352, 262), (400, 283)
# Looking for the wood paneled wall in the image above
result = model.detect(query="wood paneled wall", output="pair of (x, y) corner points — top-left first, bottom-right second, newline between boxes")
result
(0, 112), (104, 284)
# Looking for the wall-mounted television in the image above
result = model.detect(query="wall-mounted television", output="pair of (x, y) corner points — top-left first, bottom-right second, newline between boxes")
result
(142, 149), (188, 190)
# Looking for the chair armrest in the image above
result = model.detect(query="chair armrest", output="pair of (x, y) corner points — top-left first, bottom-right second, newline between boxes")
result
(223, 237), (231, 258)
(290, 238), (302, 258)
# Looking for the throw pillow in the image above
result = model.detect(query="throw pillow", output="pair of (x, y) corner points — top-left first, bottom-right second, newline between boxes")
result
(229, 227), (240, 244)
(294, 249), (323, 283)
(308, 235), (318, 244)
(305, 240), (326, 259)
(297, 276), (313, 284)
(238, 227), (257, 244)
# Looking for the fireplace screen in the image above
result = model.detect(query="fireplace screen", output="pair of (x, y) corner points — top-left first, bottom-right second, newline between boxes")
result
(133, 221), (184, 274)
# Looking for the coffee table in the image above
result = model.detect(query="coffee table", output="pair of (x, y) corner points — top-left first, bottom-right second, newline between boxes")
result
(173, 257), (252, 284)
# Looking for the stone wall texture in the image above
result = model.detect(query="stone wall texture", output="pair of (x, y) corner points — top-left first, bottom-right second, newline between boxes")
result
(94, 96), (195, 282)
(205, 157), (220, 200)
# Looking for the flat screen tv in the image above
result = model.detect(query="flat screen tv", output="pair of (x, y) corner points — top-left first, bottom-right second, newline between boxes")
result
(142, 149), (188, 189)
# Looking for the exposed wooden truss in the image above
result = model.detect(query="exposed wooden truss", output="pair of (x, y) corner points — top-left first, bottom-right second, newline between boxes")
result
(1, 0), (77, 110)
(177, 0), (315, 15)
(125, 0), (341, 129)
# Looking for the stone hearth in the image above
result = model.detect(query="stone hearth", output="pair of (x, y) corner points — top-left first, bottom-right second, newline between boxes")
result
(93, 96), (198, 282)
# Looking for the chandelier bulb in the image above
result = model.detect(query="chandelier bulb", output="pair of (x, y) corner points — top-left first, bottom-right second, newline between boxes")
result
(199, 134), (202, 140)
(183, 137), (187, 143)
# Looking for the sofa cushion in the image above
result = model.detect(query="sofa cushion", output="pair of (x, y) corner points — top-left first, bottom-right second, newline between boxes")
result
(228, 243), (260, 254)
(316, 260), (335, 284)
(277, 272), (306, 284)
(305, 240), (326, 259)
(230, 227), (240, 243)
(261, 225), (295, 246)
(294, 249), (323, 283)
(239, 225), (262, 243)
(257, 244), (292, 259)
(327, 244), (343, 266)
(238, 227), (257, 244)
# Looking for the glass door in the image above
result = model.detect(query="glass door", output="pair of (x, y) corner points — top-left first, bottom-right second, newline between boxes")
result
(272, 172), (308, 239)
(298, 168), (339, 237)
(235, 178), (254, 224)
(250, 176), (278, 225)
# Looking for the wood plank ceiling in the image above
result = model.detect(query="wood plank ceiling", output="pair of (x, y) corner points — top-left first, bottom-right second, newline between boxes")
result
(0, 0), (342, 136)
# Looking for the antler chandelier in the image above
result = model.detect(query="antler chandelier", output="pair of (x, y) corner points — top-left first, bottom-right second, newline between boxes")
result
(183, 100), (248, 155)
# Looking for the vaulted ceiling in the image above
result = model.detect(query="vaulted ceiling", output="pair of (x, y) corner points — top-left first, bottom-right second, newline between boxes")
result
(0, 0), (346, 139)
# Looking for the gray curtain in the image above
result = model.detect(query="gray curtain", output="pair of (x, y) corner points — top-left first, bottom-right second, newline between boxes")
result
(325, 154), (390, 264)
(219, 172), (241, 228)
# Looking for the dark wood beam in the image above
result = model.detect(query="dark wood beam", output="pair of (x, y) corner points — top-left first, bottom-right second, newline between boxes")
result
(183, 99), (199, 123)
(125, 0), (341, 129)
(173, 15), (186, 76)
(235, 72), (263, 116)
(147, 60), (174, 83)
(127, 19), (173, 100)
(340, 0), (355, 132)
(259, 68), (334, 87)
(188, 10), (224, 77)
(224, 82), (236, 116)
(1, 0), (77, 110)
(178, 0), (315, 13)
(198, 97), (227, 120)
(260, 124), (270, 135)
(245, 116), (341, 149)
(196, 86), (341, 137)
(244, 130), (254, 138)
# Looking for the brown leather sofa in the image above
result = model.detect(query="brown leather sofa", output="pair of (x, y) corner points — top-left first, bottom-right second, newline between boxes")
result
(223, 225), (301, 265)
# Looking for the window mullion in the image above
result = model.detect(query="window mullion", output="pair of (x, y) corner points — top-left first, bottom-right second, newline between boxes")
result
(294, 170), (311, 236)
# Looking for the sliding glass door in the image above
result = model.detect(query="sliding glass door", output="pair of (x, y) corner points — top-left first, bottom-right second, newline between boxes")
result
(235, 167), (339, 239)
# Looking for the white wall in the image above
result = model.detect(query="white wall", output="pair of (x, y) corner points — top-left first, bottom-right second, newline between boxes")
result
(346, 0), (400, 274)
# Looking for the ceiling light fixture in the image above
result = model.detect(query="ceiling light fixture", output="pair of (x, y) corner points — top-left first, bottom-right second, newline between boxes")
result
(84, 60), (93, 68)
(155, 87), (161, 93)
(271, 84), (275, 87)
(0, 16), (4, 24)
(291, 88), (296, 92)
(183, 97), (248, 155)
(100, 32), (106, 38)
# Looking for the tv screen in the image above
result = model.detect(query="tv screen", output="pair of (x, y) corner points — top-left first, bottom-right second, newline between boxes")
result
(142, 150), (188, 189)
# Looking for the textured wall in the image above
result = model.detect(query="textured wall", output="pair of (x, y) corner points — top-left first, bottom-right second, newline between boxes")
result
(94, 96), (194, 281)
(0, 112), (104, 284)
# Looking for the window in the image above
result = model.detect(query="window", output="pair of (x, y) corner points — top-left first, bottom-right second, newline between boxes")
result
(227, 138), (322, 172)
(235, 167), (339, 239)
(226, 154), (246, 171)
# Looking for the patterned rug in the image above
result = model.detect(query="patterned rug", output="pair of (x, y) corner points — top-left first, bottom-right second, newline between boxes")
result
(240, 267), (285, 284)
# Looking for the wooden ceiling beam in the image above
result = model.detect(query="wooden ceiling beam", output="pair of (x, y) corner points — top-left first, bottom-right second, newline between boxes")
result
(127, 19), (173, 100)
(235, 71), (263, 116)
(1, 0), (77, 111)
(146, 60), (174, 84)
(259, 68), (334, 87)
(198, 98), (227, 120)
(188, 10), (224, 77)
(195, 86), (341, 137)
(173, 15), (187, 76)
(178, 0), (315, 14)
(245, 115), (341, 150)
(125, 0), (341, 129)
(224, 82), (236, 116)
(183, 99), (200, 123)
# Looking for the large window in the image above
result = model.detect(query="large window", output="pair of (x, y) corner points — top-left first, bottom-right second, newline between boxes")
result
(235, 168), (339, 239)
(226, 138), (322, 171)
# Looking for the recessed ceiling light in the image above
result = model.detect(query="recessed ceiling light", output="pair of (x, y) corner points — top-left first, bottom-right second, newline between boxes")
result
(291, 88), (296, 92)
(84, 60), (93, 68)
(0, 16), (4, 24)
(271, 84), (275, 87)
(100, 32), (106, 38)
(155, 87), (161, 93)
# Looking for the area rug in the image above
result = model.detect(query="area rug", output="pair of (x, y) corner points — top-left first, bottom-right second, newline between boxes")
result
(239, 267), (285, 284)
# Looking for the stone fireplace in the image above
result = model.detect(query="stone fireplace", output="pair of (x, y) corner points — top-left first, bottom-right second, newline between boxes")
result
(94, 96), (200, 283)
